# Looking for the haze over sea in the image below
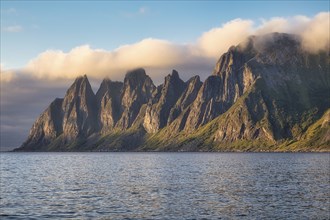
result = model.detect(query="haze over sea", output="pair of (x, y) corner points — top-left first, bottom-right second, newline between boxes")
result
(1, 152), (329, 219)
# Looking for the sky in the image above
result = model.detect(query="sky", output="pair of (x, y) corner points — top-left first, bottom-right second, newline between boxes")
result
(1, 0), (329, 150)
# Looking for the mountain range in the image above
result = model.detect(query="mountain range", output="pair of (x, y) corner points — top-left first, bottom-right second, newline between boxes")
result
(16, 33), (330, 152)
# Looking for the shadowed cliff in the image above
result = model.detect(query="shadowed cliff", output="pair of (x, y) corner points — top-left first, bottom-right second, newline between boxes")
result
(17, 33), (330, 152)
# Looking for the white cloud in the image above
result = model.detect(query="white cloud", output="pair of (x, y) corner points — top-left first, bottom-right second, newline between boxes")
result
(254, 13), (329, 52)
(197, 19), (253, 58)
(301, 12), (330, 52)
(3, 25), (23, 33)
(255, 17), (289, 35)
(24, 40), (205, 82)
(2, 12), (329, 83)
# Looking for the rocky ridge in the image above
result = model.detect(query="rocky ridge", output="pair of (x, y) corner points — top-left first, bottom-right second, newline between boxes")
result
(17, 33), (330, 152)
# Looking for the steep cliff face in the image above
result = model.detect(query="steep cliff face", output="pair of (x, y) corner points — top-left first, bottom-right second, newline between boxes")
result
(166, 75), (202, 132)
(184, 76), (223, 131)
(20, 75), (99, 150)
(240, 33), (330, 142)
(212, 46), (255, 102)
(211, 33), (329, 149)
(17, 33), (330, 152)
(183, 33), (329, 139)
(143, 70), (186, 133)
(213, 80), (277, 145)
(61, 75), (98, 140)
(183, 44), (257, 132)
(96, 79), (123, 134)
(20, 98), (63, 151)
(116, 68), (156, 129)
(143, 33), (329, 151)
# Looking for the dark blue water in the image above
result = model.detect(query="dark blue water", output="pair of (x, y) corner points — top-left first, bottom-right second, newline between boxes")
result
(0, 153), (329, 219)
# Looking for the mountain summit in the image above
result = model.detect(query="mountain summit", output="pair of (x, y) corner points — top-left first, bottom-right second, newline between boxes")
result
(17, 33), (330, 152)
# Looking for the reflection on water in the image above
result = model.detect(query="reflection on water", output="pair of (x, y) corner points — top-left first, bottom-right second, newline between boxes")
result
(0, 152), (329, 219)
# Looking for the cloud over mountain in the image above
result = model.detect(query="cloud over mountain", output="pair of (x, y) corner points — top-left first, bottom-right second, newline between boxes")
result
(2, 12), (325, 82)
(24, 39), (212, 82)
(300, 12), (329, 52)
(197, 19), (253, 58)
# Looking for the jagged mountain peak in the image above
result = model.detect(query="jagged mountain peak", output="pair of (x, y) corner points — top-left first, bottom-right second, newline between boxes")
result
(163, 69), (185, 89)
(73, 74), (90, 86)
(96, 78), (123, 100)
(122, 68), (155, 93)
(61, 74), (98, 139)
(143, 70), (187, 133)
(17, 33), (330, 152)
(97, 78), (123, 133)
(186, 75), (200, 84)
(122, 68), (155, 96)
(65, 74), (95, 98)
(170, 69), (179, 78)
(125, 68), (147, 81)
(117, 68), (156, 129)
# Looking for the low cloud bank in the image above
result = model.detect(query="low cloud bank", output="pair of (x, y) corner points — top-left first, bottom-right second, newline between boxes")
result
(23, 40), (213, 83)
(1, 12), (327, 82)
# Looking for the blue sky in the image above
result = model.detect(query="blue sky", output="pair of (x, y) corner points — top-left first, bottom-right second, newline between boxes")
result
(1, 0), (329, 69)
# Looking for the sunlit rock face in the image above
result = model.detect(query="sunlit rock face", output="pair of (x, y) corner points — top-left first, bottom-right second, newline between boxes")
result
(116, 68), (156, 129)
(61, 75), (99, 140)
(96, 79), (123, 134)
(143, 70), (186, 133)
(18, 33), (330, 152)
(167, 75), (202, 130)
(19, 98), (63, 151)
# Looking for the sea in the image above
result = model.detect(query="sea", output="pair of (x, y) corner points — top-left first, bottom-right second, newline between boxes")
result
(0, 152), (329, 219)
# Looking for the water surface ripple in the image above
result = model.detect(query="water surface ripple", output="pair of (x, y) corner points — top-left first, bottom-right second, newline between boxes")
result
(0, 152), (329, 219)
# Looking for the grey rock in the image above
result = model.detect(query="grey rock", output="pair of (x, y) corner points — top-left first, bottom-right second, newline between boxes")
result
(17, 33), (330, 152)
(167, 75), (202, 125)
(61, 75), (98, 140)
(96, 79), (123, 133)
(20, 98), (63, 150)
(143, 70), (186, 133)
(116, 68), (156, 129)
